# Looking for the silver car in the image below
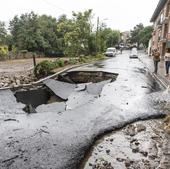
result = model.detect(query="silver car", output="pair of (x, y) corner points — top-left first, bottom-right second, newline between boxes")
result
(105, 47), (116, 57)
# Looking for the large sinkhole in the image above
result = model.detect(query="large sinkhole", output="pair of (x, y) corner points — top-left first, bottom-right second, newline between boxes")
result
(14, 71), (118, 113)
(57, 71), (118, 84)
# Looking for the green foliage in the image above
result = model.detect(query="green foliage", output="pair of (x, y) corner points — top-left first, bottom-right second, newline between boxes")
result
(106, 30), (120, 47)
(129, 24), (153, 48)
(64, 9), (93, 57)
(139, 26), (153, 47)
(129, 23), (144, 47)
(5, 34), (13, 51)
(78, 56), (87, 63)
(96, 26), (120, 53)
(9, 12), (42, 52)
(52, 59), (66, 68)
(94, 54), (104, 60)
(0, 45), (8, 60)
(34, 60), (53, 78)
(0, 21), (7, 45)
(8, 10), (121, 57)
(57, 59), (65, 67)
(38, 15), (59, 53)
(68, 58), (78, 64)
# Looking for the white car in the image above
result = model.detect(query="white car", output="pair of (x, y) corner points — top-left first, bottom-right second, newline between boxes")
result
(130, 47), (138, 58)
(105, 47), (116, 57)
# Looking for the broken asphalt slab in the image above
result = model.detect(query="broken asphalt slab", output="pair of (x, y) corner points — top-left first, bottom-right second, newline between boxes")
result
(0, 90), (169, 169)
(36, 102), (66, 113)
(0, 89), (25, 115)
(43, 79), (76, 100)
(86, 79), (112, 95)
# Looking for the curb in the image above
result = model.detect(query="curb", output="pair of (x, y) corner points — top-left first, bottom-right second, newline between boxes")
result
(152, 73), (169, 89)
(138, 55), (169, 89)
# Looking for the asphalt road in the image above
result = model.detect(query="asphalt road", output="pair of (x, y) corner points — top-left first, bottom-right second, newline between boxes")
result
(0, 51), (169, 169)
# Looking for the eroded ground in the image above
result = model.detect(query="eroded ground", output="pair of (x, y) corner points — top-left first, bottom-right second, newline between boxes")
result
(82, 119), (170, 169)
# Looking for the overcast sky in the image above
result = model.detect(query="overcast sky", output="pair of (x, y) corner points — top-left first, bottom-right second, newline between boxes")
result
(0, 0), (159, 31)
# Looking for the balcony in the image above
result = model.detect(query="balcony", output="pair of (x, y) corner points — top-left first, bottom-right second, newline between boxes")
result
(157, 23), (162, 29)
(160, 38), (167, 42)
(159, 36), (167, 42)
(163, 17), (169, 24)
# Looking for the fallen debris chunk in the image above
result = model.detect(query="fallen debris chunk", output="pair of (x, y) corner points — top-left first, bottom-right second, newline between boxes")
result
(86, 80), (111, 95)
(43, 79), (76, 100)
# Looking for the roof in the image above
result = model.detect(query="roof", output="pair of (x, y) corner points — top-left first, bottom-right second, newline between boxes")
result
(150, 0), (167, 22)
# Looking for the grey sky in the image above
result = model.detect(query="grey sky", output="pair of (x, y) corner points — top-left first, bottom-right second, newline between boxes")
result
(0, 0), (159, 31)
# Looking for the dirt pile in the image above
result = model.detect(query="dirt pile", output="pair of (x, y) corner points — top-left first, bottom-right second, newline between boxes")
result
(0, 71), (36, 88)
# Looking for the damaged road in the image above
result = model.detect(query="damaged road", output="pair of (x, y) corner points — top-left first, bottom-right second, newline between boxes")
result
(0, 51), (169, 169)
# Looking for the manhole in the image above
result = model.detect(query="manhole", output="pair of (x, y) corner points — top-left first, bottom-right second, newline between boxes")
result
(57, 71), (118, 84)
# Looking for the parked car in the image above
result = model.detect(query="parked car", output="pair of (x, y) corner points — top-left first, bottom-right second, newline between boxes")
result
(129, 47), (138, 58)
(105, 47), (117, 57)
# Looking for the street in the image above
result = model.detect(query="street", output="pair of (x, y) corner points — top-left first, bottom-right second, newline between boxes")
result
(0, 51), (169, 169)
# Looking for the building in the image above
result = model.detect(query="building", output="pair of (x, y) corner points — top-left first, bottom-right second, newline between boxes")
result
(121, 31), (130, 48)
(150, 0), (170, 58)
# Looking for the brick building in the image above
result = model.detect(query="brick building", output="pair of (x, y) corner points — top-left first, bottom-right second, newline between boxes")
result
(151, 0), (170, 58)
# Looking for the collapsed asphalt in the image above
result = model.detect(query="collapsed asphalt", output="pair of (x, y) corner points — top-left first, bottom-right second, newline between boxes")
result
(0, 51), (169, 169)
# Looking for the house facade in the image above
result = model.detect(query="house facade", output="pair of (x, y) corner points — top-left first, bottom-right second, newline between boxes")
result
(121, 31), (130, 47)
(151, 0), (170, 58)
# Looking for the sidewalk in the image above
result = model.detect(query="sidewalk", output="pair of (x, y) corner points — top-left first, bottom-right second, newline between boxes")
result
(139, 52), (170, 88)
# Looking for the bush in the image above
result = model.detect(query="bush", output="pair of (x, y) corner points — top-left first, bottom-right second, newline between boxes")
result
(51, 60), (59, 69)
(0, 45), (8, 60)
(78, 56), (87, 63)
(95, 54), (104, 60)
(57, 59), (65, 67)
(34, 60), (53, 78)
(68, 58), (78, 64)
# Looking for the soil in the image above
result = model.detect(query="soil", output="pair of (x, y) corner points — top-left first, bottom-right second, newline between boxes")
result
(81, 119), (170, 169)
(0, 58), (76, 88)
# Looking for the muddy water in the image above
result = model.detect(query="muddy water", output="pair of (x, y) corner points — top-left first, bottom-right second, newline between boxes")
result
(81, 119), (170, 169)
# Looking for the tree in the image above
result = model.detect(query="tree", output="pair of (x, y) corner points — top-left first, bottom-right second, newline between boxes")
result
(9, 12), (44, 52)
(38, 15), (58, 54)
(130, 23), (144, 47)
(96, 26), (120, 52)
(139, 26), (153, 48)
(56, 15), (73, 54)
(8, 10), (121, 57)
(106, 29), (120, 48)
(0, 21), (7, 45)
(64, 9), (93, 57)
(5, 34), (13, 51)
